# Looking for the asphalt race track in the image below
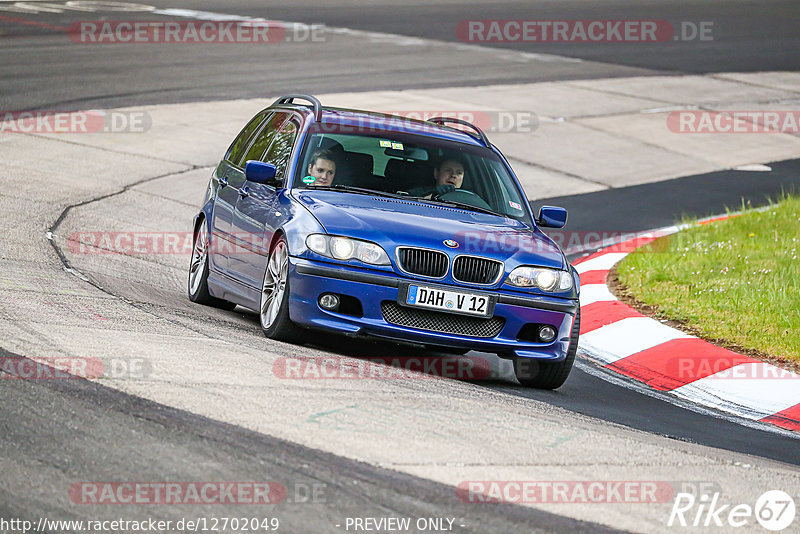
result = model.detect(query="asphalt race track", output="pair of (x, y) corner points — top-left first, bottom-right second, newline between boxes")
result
(1, 1), (799, 533)
(3, 0), (800, 110)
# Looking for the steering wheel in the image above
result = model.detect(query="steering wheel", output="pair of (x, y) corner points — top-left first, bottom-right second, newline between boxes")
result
(438, 189), (493, 211)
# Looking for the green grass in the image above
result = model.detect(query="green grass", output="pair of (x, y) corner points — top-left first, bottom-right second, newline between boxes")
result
(616, 195), (800, 364)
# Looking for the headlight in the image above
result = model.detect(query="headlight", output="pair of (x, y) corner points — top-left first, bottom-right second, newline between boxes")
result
(305, 234), (391, 266)
(330, 237), (355, 259)
(356, 242), (387, 264)
(507, 266), (573, 292)
(306, 234), (327, 255)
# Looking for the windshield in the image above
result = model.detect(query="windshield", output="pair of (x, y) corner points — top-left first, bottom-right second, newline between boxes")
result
(292, 126), (532, 223)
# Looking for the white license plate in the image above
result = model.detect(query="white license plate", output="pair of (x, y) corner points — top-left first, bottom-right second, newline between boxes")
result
(405, 285), (490, 317)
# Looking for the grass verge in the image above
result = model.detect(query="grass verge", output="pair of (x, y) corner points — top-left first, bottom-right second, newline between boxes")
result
(616, 195), (800, 365)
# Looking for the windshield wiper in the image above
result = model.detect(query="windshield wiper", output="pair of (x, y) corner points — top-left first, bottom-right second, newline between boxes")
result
(304, 184), (407, 199)
(413, 197), (505, 217)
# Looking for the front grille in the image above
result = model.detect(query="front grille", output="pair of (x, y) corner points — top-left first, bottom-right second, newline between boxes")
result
(381, 301), (505, 338)
(397, 247), (448, 278)
(453, 256), (503, 284)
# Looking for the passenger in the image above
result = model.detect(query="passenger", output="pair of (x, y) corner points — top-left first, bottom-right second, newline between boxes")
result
(305, 149), (337, 186)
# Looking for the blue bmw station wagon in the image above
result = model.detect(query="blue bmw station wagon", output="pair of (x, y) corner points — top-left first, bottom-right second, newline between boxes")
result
(189, 94), (580, 388)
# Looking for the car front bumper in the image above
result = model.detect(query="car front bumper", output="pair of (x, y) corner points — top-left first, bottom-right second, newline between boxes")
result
(289, 257), (579, 360)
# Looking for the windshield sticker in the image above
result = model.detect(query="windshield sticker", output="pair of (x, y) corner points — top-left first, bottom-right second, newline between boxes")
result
(391, 142), (404, 150)
(379, 140), (392, 148)
(509, 200), (522, 211)
(302, 175), (317, 185)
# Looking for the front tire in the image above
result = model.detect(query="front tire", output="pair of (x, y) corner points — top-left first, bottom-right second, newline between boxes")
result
(188, 220), (236, 311)
(512, 309), (580, 389)
(259, 236), (302, 343)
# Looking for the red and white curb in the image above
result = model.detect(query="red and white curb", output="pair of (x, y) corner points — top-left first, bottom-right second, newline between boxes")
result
(572, 223), (800, 433)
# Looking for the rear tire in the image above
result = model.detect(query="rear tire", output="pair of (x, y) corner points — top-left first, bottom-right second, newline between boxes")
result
(259, 236), (303, 343)
(188, 220), (236, 311)
(512, 309), (580, 389)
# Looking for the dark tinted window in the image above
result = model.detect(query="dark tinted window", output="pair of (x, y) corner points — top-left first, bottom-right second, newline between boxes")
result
(263, 118), (300, 178)
(226, 111), (270, 167)
(242, 112), (289, 165)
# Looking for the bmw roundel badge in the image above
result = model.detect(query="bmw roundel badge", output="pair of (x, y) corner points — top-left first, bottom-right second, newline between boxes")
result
(444, 239), (459, 248)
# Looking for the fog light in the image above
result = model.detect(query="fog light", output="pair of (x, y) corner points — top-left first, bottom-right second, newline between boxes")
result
(319, 293), (340, 311)
(539, 325), (557, 343)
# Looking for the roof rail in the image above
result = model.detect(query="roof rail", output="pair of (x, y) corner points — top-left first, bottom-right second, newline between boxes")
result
(427, 116), (490, 147)
(272, 94), (322, 122)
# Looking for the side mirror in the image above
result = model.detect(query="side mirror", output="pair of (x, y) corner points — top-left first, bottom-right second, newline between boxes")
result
(537, 205), (568, 228)
(244, 160), (281, 187)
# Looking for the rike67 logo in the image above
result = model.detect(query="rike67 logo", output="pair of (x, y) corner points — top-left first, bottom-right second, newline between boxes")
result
(668, 490), (796, 531)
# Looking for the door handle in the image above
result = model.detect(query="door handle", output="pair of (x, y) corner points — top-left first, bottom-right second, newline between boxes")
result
(239, 186), (250, 198)
(219, 176), (228, 187)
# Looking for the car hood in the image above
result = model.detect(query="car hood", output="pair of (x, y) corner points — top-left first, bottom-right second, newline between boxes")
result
(292, 190), (566, 270)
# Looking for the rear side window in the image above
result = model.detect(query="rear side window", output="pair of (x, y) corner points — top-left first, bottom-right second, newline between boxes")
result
(242, 112), (289, 165)
(263, 118), (300, 179)
(226, 111), (271, 167)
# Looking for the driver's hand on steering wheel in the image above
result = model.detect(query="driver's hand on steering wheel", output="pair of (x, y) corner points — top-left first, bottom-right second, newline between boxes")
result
(431, 184), (455, 199)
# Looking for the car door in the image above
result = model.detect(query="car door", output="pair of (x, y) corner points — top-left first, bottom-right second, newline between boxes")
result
(230, 115), (301, 288)
(228, 112), (291, 284)
(210, 110), (272, 272)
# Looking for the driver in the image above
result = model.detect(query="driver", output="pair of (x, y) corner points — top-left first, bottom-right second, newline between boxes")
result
(305, 150), (337, 186)
(410, 156), (466, 198)
(433, 158), (465, 189)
